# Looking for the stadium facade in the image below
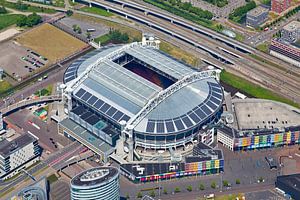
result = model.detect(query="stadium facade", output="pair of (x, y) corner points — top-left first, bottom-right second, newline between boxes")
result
(59, 40), (223, 161)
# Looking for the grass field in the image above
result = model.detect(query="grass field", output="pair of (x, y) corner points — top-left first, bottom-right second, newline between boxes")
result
(220, 70), (300, 108)
(0, 14), (24, 30)
(15, 23), (87, 63)
(0, 0), (56, 13)
(159, 41), (201, 67)
(47, 174), (58, 184)
(80, 6), (113, 17)
(0, 80), (12, 94)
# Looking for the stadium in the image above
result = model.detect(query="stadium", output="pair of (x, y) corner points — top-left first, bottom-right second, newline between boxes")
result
(60, 38), (224, 161)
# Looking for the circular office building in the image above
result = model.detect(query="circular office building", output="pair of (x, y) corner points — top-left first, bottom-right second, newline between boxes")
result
(63, 42), (223, 151)
(70, 167), (120, 200)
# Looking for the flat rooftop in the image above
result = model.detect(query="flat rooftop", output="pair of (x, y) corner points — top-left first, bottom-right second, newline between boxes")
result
(283, 21), (300, 32)
(59, 118), (113, 154)
(233, 99), (300, 130)
(0, 134), (36, 158)
(247, 6), (268, 17)
(71, 167), (118, 187)
(276, 173), (300, 199)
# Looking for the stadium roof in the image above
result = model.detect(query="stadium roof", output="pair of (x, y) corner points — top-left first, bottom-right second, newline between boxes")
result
(65, 43), (223, 134)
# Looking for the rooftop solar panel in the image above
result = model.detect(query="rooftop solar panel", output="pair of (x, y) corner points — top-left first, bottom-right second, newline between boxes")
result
(188, 112), (201, 123)
(207, 101), (217, 110)
(94, 99), (104, 109)
(210, 96), (221, 105)
(99, 103), (110, 113)
(201, 105), (212, 115)
(87, 96), (98, 105)
(182, 116), (193, 127)
(75, 88), (85, 98)
(211, 86), (222, 94)
(212, 92), (222, 100)
(156, 122), (165, 133)
(106, 107), (117, 117)
(72, 106), (85, 115)
(208, 82), (220, 88)
(85, 115), (100, 125)
(174, 119), (185, 131)
(119, 115), (130, 122)
(81, 92), (92, 101)
(165, 121), (175, 132)
(194, 108), (206, 120)
(112, 111), (124, 121)
(146, 121), (155, 133)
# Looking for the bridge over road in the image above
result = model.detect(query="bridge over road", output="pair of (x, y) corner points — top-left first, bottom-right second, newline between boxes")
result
(1, 95), (62, 116)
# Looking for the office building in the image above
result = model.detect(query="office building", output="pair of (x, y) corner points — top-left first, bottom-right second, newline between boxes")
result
(281, 21), (300, 43)
(70, 167), (120, 200)
(246, 6), (269, 28)
(0, 134), (40, 180)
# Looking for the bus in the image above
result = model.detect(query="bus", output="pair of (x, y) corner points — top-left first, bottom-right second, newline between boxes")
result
(87, 28), (96, 32)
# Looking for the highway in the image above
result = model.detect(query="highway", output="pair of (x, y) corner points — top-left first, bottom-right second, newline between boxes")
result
(83, 0), (300, 103)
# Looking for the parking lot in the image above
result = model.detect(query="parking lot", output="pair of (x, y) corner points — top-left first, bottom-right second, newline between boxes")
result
(58, 17), (109, 40)
(0, 41), (48, 81)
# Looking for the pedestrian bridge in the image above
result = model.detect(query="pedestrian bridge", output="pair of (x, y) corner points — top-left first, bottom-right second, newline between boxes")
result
(1, 95), (62, 116)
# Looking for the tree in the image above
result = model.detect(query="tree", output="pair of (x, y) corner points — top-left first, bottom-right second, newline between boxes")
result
(211, 181), (216, 189)
(25, 13), (42, 27)
(86, 32), (91, 40)
(163, 188), (168, 194)
(236, 179), (240, 184)
(16, 15), (27, 27)
(259, 177), (264, 183)
(199, 183), (205, 190)
(125, 193), (130, 199)
(72, 24), (78, 32)
(66, 10), (73, 16)
(223, 180), (229, 187)
(136, 192), (142, 198)
(149, 190), (155, 197)
(77, 27), (82, 34)
(0, 6), (7, 14)
(174, 187), (181, 193)
(186, 185), (193, 192)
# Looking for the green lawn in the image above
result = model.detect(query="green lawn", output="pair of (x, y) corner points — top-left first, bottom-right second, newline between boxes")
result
(256, 43), (269, 53)
(0, 14), (24, 30)
(0, 80), (12, 94)
(94, 33), (111, 44)
(220, 70), (300, 108)
(80, 6), (113, 17)
(51, 0), (65, 7)
(0, 0), (56, 14)
(47, 174), (58, 184)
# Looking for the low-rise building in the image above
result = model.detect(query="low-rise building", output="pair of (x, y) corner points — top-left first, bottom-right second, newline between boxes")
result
(246, 6), (269, 28)
(0, 134), (40, 180)
(121, 143), (224, 182)
(271, 0), (291, 14)
(281, 21), (300, 43)
(217, 125), (300, 151)
(270, 39), (300, 67)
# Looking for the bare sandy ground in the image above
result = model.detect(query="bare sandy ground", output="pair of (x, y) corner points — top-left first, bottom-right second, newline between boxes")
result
(0, 28), (20, 42)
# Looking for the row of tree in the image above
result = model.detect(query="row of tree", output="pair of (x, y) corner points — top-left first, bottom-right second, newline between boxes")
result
(229, 1), (256, 23)
(203, 0), (228, 7)
(125, 179), (243, 199)
(16, 13), (42, 27)
(144, 0), (213, 24)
